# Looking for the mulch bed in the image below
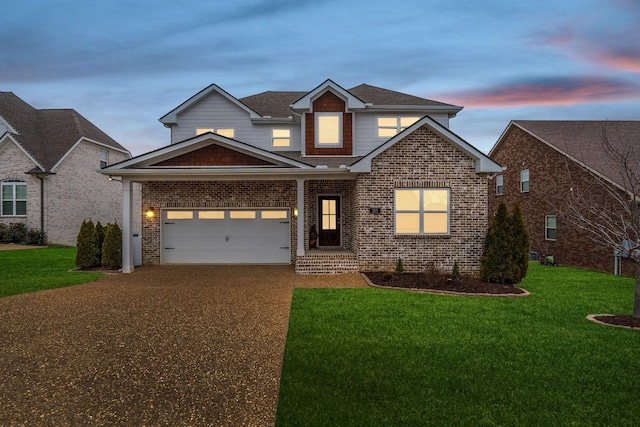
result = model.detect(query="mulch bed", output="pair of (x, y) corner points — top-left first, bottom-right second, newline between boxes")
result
(364, 272), (526, 295)
(591, 314), (640, 329)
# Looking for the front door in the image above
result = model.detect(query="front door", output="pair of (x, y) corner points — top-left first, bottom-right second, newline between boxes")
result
(318, 196), (340, 247)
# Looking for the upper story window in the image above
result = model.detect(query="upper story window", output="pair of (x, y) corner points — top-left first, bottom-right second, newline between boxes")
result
(521, 169), (530, 192)
(315, 113), (342, 147)
(394, 188), (449, 235)
(99, 149), (109, 168)
(496, 175), (504, 195)
(377, 117), (420, 138)
(272, 129), (291, 147)
(1, 180), (26, 216)
(545, 215), (556, 240)
(197, 128), (235, 138)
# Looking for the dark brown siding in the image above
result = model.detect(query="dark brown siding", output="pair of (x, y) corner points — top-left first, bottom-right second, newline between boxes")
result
(489, 126), (635, 275)
(305, 91), (353, 156)
(152, 144), (274, 167)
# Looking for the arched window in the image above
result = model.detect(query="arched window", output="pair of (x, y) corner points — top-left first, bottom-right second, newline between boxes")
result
(1, 180), (26, 216)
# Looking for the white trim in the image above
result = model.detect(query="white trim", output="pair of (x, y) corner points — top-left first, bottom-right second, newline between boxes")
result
(545, 215), (557, 241)
(297, 179), (305, 256)
(51, 137), (131, 172)
(314, 112), (343, 148)
(0, 116), (18, 135)
(121, 178), (134, 273)
(159, 83), (262, 124)
(350, 115), (502, 174)
(101, 133), (312, 171)
(0, 133), (43, 171)
(291, 79), (366, 111)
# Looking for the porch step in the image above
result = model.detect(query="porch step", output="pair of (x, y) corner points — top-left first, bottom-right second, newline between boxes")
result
(295, 251), (359, 274)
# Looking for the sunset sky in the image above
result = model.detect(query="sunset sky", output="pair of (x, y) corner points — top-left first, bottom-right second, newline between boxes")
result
(2, 0), (639, 155)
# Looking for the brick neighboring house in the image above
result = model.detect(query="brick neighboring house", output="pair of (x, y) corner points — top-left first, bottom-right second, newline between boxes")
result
(488, 120), (640, 275)
(102, 79), (501, 273)
(0, 92), (133, 246)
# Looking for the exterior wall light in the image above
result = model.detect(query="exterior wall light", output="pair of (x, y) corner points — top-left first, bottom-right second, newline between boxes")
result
(146, 208), (156, 218)
(294, 207), (299, 217)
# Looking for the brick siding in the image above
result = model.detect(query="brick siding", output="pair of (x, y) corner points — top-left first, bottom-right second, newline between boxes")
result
(489, 126), (636, 276)
(355, 125), (489, 273)
(141, 180), (298, 265)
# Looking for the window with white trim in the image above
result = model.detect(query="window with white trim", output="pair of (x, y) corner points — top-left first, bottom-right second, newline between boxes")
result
(99, 149), (109, 168)
(394, 188), (449, 235)
(196, 128), (235, 138)
(1, 180), (27, 216)
(272, 129), (291, 147)
(521, 169), (530, 192)
(545, 215), (556, 240)
(496, 175), (504, 195)
(377, 117), (420, 138)
(315, 113), (342, 147)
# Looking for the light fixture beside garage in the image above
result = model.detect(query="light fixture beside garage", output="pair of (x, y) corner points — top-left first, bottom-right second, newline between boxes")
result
(293, 207), (298, 217)
(146, 207), (156, 218)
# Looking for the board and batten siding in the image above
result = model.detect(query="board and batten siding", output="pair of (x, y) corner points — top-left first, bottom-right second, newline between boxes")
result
(353, 112), (450, 156)
(170, 92), (301, 151)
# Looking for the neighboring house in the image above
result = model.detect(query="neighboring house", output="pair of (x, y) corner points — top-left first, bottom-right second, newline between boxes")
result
(488, 120), (640, 275)
(0, 92), (132, 246)
(103, 79), (501, 273)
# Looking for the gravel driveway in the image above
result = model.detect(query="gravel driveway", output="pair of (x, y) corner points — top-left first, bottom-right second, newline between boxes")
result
(0, 265), (367, 426)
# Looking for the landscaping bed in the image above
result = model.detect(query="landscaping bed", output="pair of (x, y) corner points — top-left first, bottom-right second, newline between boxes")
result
(364, 271), (527, 295)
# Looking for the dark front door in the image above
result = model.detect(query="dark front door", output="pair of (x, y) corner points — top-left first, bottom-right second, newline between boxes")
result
(318, 196), (340, 247)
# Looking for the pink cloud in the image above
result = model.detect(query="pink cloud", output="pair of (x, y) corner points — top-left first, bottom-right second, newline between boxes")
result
(441, 77), (640, 108)
(590, 49), (640, 73)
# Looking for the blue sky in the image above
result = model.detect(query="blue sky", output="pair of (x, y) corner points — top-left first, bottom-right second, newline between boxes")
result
(2, 0), (639, 156)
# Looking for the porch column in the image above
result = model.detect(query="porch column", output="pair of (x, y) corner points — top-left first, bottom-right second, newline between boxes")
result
(122, 178), (134, 273)
(296, 178), (305, 257)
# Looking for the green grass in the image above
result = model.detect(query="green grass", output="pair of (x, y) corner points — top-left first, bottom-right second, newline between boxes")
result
(277, 263), (640, 426)
(0, 246), (103, 297)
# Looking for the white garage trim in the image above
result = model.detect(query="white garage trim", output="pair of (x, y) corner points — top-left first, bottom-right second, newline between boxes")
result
(161, 208), (291, 264)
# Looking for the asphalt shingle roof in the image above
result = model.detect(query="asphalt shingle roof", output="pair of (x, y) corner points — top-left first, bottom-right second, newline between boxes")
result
(513, 120), (640, 189)
(238, 84), (459, 118)
(0, 92), (127, 171)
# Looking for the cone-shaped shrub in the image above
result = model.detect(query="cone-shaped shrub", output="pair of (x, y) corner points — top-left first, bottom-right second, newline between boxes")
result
(95, 221), (105, 262)
(480, 202), (530, 284)
(76, 219), (99, 269)
(102, 222), (122, 269)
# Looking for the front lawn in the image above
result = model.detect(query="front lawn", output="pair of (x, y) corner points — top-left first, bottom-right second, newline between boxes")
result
(0, 246), (103, 297)
(277, 263), (640, 426)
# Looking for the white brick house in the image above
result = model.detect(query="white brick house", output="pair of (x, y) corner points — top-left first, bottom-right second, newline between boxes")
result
(0, 92), (132, 245)
(103, 80), (501, 273)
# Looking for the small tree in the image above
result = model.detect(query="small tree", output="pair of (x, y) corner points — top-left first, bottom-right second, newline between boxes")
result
(560, 124), (640, 318)
(481, 202), (529, 284)
(76, 220), (99, 269)
(102, 222), (122, 269)
(95, 222), (105, 262)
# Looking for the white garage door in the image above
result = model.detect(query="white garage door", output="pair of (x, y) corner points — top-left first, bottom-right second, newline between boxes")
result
(162, 209), (291, 264)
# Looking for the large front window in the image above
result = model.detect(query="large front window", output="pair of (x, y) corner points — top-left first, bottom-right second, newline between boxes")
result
(315, 113), (342, 146)
(377, 117), (420, 138)
(1, 180), (26, 216)
(395, 188), (449, 235)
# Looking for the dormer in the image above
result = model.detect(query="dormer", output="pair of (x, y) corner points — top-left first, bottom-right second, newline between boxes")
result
(291, 80), (366, 156)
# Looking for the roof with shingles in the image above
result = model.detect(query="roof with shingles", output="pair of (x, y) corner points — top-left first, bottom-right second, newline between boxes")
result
(0, 92), (128, 171)
(238, 84), (460, 118)
(509, 120), (640, 189)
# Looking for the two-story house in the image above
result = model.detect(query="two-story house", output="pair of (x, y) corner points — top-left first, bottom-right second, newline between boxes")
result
(103, 79), (501, 273)
(0, 92), (132, 246)
(488, 120), (640, 275)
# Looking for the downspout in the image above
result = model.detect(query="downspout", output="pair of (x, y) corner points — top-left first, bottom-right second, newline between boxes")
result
(37, 175), (45, 245)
